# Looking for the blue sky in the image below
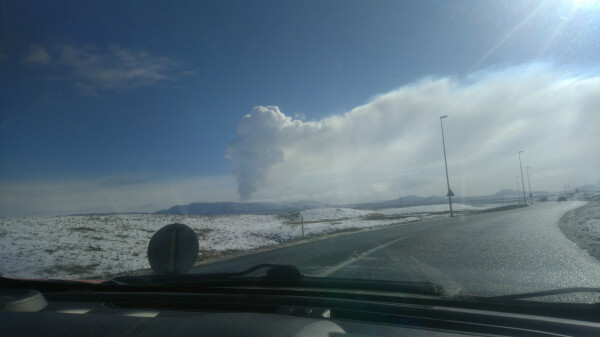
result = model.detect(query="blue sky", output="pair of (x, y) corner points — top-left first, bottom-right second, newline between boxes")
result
(1, 1), (599, 216)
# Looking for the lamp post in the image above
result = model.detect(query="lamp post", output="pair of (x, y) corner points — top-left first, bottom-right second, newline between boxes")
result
(518, 151), (527, 205)
(440, 115), (454, 217)
(516, 176), (521, 205)
(526, 166), (533, 204)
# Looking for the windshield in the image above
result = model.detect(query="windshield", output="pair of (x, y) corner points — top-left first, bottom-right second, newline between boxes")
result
(1, 0), (599, 304)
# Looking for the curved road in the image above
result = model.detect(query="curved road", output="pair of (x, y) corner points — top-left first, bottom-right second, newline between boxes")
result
(192, 201), (600, 301)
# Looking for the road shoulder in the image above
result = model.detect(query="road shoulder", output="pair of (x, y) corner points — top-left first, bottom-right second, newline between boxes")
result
(559, 201), (600, 261)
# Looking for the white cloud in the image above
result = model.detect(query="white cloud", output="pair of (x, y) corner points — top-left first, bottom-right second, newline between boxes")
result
(23, 44), (185, 93)
(226, 64), (600, 203)
(24, 45), (52, 65)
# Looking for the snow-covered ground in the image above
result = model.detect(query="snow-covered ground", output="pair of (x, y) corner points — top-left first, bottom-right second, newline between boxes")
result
(0, 203), (502, 280)
(559, 200), (600, 261)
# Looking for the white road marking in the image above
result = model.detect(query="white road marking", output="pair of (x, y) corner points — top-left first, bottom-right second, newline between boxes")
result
(318, 234), (413, 277)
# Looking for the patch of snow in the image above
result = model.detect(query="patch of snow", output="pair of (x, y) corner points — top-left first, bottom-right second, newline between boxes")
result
(375, 203), (502, 215)
(300, 208), (372, 221)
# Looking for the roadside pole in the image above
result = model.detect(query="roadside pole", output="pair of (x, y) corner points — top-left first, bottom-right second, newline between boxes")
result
(518, 151), (527, 205)
(526, 166), (533, 204)
(440, 115), (454, 217)
(516, 176), (521, 205)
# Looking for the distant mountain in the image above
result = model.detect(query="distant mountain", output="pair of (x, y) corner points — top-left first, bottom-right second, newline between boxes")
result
(69, 212), (149, 216)
(155, 200), (327, 215)
(492, 189), (549, 197)
(344, 195), (447, 210)
(493, 189), (520, 197)
(156, 186), (564, 216)
(576, 183), (600, 192)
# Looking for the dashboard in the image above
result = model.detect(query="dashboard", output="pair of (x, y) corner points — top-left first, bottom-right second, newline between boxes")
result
(3, 287), (600, 336)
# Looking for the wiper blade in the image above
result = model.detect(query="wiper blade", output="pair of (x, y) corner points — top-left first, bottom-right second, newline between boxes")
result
(108, 264), (303, 286)
(486, 287), (600, 302)
(108, 264), (444, 297)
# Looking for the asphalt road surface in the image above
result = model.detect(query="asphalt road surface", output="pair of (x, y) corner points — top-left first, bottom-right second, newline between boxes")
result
(192, 201), (600, 301)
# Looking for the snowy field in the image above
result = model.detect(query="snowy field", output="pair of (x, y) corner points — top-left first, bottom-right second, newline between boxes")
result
(559, 199), (600, 261)
(0, 203), (502, 280)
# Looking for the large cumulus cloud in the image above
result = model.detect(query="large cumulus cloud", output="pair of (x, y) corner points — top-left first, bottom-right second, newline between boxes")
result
(226, 65), (600, 202)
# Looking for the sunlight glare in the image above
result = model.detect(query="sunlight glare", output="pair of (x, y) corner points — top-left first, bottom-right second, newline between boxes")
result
(572, 0), (599, 7)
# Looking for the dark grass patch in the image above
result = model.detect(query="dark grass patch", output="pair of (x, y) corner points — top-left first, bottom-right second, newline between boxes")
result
(325, 227), (361, 234)
(287, 219), (348, 225)
(364, 213), (386, 220)
(277, 211), (302, 222)
(467, 204), (527, 214)
(279, 210), (358, 225)
(70, 226), (98, 233)
(361, 213), (419, 221)
(194, 228), (213, 238)
(85, 245), (103, 252)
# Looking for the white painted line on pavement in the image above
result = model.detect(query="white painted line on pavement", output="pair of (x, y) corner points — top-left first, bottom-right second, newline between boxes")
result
(318, 234), (413, 277)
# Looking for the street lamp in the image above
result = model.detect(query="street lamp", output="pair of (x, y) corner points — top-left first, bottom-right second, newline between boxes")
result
(518, 151), (527, 205)
(440, 115), (454, 217)
(515, 176), (521, 205)
(526, 167), (533, 204)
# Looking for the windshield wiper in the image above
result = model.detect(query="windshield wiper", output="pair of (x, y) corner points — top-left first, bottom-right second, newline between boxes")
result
(109, 264), (303, 286)
(485, 287), (600, 302)
(107, 264), (444, 297)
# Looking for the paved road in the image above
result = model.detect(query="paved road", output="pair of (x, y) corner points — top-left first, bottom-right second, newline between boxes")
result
(192, 201), (600, 300)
